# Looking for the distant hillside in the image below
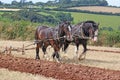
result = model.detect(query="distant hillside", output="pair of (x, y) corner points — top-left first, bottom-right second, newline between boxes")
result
(0, 0), (108, 8)
(53, 0), (108, 8)
(69, 6), (120, 14)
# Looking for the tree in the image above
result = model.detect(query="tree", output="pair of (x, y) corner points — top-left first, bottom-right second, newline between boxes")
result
(55, 12), (73, 22)
(11, 0), (19, 5)
(46, 1), (54, 6)
(98, 0), (108, 6)
(0, 1), (3, 5)
(57, 0), (108, 7)
(20, 0), (26, 4)
(26, 1), (33, 5)
(35, 2), (45, 6)
(54, 0), (59, 3)
(59, 0), (71, 4)
(19, 0), (26, 7)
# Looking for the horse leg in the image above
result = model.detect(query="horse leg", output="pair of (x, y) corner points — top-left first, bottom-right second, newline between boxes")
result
(63, 41), (70, 53)
(42, 45), (47, 58)
(62, 41), (70, 59)
(56, 51), (61, 62)
(73, 43), (79, 60)
(52, 51), (60, 62)
(79, 41), (87, 60)
(36, 43), (40, 59)
(36, 42), (43, 60)
(42, 44), (50, 60)
(52, 52), (56, 59)
(49, 40), (61, 62)
(76, 43), (79, 57)
(73, 38), (79, 59)
(53, 46), (61, 62)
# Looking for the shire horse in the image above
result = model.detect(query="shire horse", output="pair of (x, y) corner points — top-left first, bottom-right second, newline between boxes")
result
(35, 21), (72, 61)
(63, 20), (99, 60)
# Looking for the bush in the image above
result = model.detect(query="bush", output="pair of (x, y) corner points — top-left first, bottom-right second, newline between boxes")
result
(94, 30), (120, 47)
(55, 12), (73, 22)
(2, 9), (73, 25)
(106, 31), (120, 47)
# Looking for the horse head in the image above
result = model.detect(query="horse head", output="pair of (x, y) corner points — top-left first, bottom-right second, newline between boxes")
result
(58, 21), (73, 41)
(92, 22), (99, 42)
(82, 21), (99, 42)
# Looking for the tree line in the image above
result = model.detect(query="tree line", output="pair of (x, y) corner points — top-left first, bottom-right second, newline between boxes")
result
(1, 9), (73, 25)
(0, 0), (108, 8)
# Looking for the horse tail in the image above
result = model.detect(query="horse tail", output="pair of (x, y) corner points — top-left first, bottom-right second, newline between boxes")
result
(35, 27), (38, 40)
(34, 26), (44, 46)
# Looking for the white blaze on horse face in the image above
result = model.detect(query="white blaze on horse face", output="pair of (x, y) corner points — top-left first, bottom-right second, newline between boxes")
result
(67, 25), (73, 41)
(93, 29), (98, 42)
(68, 25), (72, 32)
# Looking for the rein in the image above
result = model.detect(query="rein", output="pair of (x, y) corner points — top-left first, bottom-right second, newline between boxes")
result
(34, 36), (66, 44)
(73, 34), (92, 39)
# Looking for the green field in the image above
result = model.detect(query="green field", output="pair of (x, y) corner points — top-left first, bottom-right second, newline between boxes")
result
(1, 8), (120, 29)
(48, 10), (120, 29)
(70, 12), (120, 29)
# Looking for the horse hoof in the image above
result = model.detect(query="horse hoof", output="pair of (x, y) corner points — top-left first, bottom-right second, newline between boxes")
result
(53, 58), (61, 63)
(36, 57), (40, 60)
(78, 57), (85, 61)
(57, 58), (61, 62)
(43, 55), (49, 60)
(36, 59), (40, 60)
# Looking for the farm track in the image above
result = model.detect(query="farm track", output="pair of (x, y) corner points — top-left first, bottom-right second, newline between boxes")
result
(0, 54), (120, 80)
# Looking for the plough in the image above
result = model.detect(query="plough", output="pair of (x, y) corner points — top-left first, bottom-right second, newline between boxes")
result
(0, 43), (120, 54)
(0, 43), (36, 55)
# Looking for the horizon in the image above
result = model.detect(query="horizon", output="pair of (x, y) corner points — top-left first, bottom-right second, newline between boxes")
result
(0, 0), (120, 7)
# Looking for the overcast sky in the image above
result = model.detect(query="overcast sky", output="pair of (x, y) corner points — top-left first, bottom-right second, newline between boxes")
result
(1, 0), (120, 7)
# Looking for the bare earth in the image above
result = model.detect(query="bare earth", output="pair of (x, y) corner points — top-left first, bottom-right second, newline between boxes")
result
(0, 68), (56, 80)
(0, 40), (120, 70)
(69, 6), (120, 13)
(0, 40), (120, 80)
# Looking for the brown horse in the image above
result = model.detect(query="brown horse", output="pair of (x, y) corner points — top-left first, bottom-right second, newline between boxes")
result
(35, 21), (72, 61)
(63, 20), (99, 60)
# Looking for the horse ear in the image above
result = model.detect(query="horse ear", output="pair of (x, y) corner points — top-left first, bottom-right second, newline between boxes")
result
(58, 21), (63, 28)
(67, 21), (71, 25)
(58, 21), (62, 26)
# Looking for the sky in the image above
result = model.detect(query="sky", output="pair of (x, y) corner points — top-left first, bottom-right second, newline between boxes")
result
(0, 0), (120, 7)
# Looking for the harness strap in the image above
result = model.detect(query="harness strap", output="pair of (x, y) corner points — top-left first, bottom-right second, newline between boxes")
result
(72, 23), (92, 40)
(34, 36), (66, 44)
(79, 23), (84, 38)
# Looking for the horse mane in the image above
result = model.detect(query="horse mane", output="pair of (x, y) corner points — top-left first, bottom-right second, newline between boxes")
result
(74, 22), (83, 27)
(84, 20), (95, 24)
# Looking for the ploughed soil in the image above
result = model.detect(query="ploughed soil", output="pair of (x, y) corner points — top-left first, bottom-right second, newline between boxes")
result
(0, 54), (120, 80)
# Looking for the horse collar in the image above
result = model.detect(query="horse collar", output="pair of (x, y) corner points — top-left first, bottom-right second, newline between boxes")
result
(79, 23), (85, 38)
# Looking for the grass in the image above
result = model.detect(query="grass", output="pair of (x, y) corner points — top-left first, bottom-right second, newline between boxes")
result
(38, 12), (51, 16)
(70, 12), (120, 29)
(49, 10), (120, 29)
(1, 9), (120, 29)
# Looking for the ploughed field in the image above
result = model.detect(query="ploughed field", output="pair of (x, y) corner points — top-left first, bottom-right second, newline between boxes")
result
(0, 40), (120, 80)
(69, 6), (120, 13)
